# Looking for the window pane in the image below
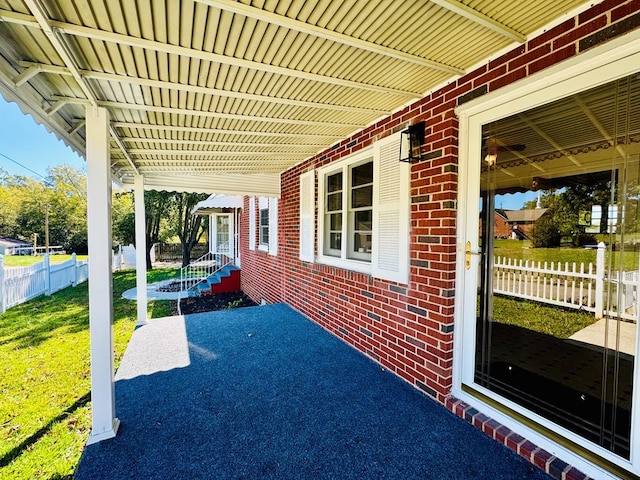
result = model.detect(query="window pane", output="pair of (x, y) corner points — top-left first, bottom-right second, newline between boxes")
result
(330, 213), (342, 230)
(353, 233), (372, 253)
(330, 232), (342, 250)
(352, 185), (372, 208)
(354, 210), (372, 230)
(328, 192), (342, 211)
(260, 208), (269, 225)
(352, 161), (373, 187)
(327, 172), (343, 193)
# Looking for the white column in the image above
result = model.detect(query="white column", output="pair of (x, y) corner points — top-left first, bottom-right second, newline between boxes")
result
(134, 174), (148, 326)
(85, 105), (119, 444)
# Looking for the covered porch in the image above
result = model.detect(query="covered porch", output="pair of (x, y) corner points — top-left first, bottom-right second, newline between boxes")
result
(74, 304), (552, 480)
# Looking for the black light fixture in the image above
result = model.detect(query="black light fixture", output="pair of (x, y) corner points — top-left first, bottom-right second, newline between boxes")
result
(399, 121), (425, 163)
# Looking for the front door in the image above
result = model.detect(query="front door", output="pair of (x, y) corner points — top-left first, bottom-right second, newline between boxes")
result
(461, 73), (640, 461)
(212, 213), (234, 261)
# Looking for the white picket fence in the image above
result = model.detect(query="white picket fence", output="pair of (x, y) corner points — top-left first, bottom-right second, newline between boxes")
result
(0, 253), (88, 313)
(494, 242), (638, 321)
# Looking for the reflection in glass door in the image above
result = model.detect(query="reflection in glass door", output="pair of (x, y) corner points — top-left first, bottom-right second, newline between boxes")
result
(474, 74), (639, 458)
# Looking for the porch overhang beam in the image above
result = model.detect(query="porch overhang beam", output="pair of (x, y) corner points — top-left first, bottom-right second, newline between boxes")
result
(20, 2), (138, 176)
(0, 9), (422, 98)
(17, 61), (391, 116)
(429, 0), (526, 43)
(52, 96), (366, 129)
(111, 122), (344, 140)
(195, 0), (465, 75)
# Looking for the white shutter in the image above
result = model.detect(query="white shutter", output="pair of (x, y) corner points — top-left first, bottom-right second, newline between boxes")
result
(372, 132), (410, 284)
(249, 196), (256, 251)
(268, 197), (278, 256)
(299, 170), (315, 262)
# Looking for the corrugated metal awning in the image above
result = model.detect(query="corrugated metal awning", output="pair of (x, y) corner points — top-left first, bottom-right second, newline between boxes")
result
(0, 0), (590, 195)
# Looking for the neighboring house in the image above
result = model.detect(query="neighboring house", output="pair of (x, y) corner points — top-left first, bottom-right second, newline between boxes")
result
(0, 237), (33, 256)
(487, 208), (548, 240)
(3, 2), (640, 479)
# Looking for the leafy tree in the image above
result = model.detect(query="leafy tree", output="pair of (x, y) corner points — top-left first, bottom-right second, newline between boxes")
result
(172, 192), (209, 266)
(143, 191), (174, 269)
(0, 168), (25, 237)
(112, 191), (135, 246)
(531, 209), (561, 247)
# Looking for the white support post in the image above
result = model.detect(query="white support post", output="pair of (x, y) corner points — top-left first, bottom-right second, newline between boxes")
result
(595, 241), (606, 319)
(134, 174), (148, 326)
(85, 105), (119, 444)
(43, 253), (51, 295)
(0, 254), (5, 314)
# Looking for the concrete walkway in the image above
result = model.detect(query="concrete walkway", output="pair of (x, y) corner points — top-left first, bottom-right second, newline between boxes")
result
(121, 279), (185, 301)
(569, 318), (637, 356)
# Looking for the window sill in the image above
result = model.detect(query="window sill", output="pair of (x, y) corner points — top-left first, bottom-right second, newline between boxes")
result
(316, 254), (372, 275)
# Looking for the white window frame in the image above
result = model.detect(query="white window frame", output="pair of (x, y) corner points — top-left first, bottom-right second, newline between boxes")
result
(454, 30), (640, 479)
(317, 149), (375, 275)
(258, 197), (269, 251)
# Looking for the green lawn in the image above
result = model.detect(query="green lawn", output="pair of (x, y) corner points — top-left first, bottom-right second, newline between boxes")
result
(0, 267), (177, 480)
(2, 254), (88, 267)
(493, 238), (639, 271)
(492, 295), (596, 338)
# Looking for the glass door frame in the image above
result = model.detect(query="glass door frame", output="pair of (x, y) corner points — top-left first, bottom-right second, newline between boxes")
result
(453, 32), (640, 478)
(211, 212), (234, 262)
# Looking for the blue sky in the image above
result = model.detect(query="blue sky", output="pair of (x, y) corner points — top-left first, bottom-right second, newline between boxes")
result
(0, 97), (85, 180)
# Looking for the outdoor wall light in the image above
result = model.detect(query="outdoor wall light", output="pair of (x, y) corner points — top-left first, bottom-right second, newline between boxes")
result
(399, 121), (425, 163)
(484, 152), (497, 166)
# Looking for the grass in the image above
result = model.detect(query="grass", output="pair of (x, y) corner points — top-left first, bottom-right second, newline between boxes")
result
(2, 255), (88, 268)
(0, 267), (177, 480)
(493, 238), (640, 271)
(492, 295), (597, 338)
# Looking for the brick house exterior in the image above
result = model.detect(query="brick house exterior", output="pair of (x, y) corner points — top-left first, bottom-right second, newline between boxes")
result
(238, 2), (640, 479)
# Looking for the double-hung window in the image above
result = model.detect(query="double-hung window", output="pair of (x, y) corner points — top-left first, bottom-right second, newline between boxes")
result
(259, 201), (269, 249)
(306, 133), (409, 283)
(250, 196), (278, 256)
(324, 159), (373, 262)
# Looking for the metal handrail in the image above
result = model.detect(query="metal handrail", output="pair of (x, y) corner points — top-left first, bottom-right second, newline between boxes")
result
(178, 242), (233, 294)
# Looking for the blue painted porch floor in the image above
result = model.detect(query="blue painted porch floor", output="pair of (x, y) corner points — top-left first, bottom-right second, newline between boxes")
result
(74, 304), (551, 480)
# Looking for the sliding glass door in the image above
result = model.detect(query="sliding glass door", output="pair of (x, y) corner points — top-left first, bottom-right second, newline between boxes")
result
(469, 73), (640, 458)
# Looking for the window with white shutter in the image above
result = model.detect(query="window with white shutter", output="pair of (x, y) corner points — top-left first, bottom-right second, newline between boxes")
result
(258, 197), (269, 252)
(315, 132), (409, 283)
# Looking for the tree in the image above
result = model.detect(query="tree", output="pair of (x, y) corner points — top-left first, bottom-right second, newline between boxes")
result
(173, 193), (209, 266)
(530, 177), (614, 248)
(143, 191), (174, 269)
(112, 191), (135, 246)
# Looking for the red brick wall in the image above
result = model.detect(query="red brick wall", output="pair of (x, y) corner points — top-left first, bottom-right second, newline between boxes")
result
(239, 198), (285, 305)
(240, 0), (640, 404)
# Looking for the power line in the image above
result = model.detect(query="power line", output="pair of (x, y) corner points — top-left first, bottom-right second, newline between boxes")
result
(0, 151), (47, 180)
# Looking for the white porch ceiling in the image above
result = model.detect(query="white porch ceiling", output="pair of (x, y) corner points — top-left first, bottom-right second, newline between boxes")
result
(0, 0), (590, 196)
